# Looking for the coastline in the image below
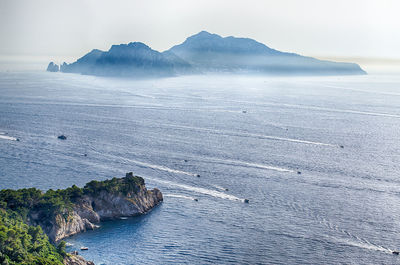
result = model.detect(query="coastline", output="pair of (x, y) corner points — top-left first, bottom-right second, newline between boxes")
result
(0, 173), (163, 265)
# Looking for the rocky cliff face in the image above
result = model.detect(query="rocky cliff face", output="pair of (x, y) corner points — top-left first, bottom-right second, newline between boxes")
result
(47, 62), (59, 72)
(64, 254), (95, 265)
(29, 173), (163, 242)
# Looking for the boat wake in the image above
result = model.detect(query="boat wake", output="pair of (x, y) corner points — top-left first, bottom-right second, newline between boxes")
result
(212, 185), (229, 191)
(125, 158), (197, 176)
(163, 194), (197, 201)
(276, 103), (400, 119)
(158, 123), (336, 147)
(328, 236), (392, 254)
(0, 133), (18, 141)
(200, 157), (295, 173)
(147, 178), (243, 202)
(100, 153), (198, 177)
(271, 196), (395, 255)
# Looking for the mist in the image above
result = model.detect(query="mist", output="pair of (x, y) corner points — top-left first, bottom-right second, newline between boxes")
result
(0, 0), (399, 73)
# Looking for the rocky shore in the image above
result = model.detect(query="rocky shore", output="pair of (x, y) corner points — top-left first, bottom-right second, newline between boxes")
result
(63, 254), (95, 265)
(31, 172), (163, 242)
(0, 173), (163, 265)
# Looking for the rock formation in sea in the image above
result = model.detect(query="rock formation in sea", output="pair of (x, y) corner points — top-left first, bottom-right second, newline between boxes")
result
(49, 31), (366, 77)
(47, 62), (60, 72)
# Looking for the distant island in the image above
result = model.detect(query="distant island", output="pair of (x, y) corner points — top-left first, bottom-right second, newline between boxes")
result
(0, 173), (163, 265)
(47, 31), (366, 77)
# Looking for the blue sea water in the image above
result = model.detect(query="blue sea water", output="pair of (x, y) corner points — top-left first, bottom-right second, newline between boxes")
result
(1, 72), (400, 264)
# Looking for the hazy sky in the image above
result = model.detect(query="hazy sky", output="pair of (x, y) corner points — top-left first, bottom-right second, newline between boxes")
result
(0, 0), (399, 61)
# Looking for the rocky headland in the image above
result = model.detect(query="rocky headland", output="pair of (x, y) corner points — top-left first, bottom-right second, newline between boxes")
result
(0, 173), (163, 265)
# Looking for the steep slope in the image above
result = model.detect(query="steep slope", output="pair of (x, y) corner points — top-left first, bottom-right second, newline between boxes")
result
(51, 31), (366, 76)
(167, 31), (366, 75)
(61, 42), (191, 77)
(0, 173), (163, 243)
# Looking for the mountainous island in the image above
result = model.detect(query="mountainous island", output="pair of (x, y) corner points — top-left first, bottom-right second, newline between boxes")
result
(47, 31), (366, 77)
(0, 173), (163, 265)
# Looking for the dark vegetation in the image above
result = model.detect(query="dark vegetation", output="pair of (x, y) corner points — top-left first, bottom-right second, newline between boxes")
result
(0, 173), (144, 264)
(0, 209), (65, 265)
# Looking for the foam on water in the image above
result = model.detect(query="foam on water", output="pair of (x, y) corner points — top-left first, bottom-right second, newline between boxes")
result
(328, 236), (392, 254)
(125, 158), (197, 176)
(163, 194), (197, 201)
(270, 192), (394, 255)
(147, 177), (243, 202)
(201, 157), (295, 173)
(98, 153), (198, 177)
(0, 134), (17, 141)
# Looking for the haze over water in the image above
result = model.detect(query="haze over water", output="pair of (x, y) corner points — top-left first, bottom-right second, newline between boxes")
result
(1, 72), (400, 264)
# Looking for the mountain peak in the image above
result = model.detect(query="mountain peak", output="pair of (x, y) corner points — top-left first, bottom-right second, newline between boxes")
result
(188, 31), (222, 40)
(127, 42), (151, 49)
(109, 42), (151, 52)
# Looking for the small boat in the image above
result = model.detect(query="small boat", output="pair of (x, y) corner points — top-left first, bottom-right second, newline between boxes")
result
(297, 171), (302, 175)
(393, 251), (399, 255)
(340, 145), (344, 148)
(244, 199), (249, 203)
(242, 110), (247, 113)
(80, 247), (89, 251)
(58, 135), (67, 140)
(196, 174), (200, 177)
(119, 217), (128, 220)
(225, 188), (229, 191)
(193, 198), (198, 202)
(183, 159), (188, 162)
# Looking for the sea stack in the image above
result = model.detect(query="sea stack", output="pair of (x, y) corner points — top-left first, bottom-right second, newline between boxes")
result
(46, 62), (59, 72)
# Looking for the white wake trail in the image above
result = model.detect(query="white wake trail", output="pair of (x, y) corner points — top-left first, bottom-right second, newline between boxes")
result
(163, 194), (197, 200)
(275, 103), (400, 119)
(203, 157), (295, 173)
(100, 153), (198, 177)
(0, 134), (18, 141)
(160, 123), (336, 147)
(148, 178), (243, 202)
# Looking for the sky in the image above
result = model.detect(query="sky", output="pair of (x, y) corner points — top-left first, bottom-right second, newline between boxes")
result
(0, 0), (399, 70)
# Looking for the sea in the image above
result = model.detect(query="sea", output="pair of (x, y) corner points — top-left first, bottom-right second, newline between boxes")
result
(1, 71), (400, 264)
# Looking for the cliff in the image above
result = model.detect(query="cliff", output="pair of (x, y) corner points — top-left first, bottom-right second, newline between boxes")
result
(0, 173), (163, 264)
(47, 62), (60, 72)
(27, 172), (163, 242)
(64, 254), (95, 265)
